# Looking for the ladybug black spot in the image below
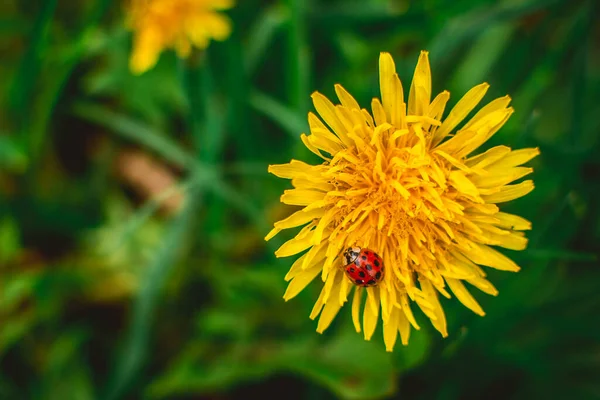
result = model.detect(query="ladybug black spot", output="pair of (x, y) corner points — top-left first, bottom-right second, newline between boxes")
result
(374, 259), (380, 267)
(358, 271), (366, 278)
(366, 264), (372, 271)
(361, 255), (367, 260)
(367, 279), (376, 285)
(349, 268), (355, 273)
(375, 272), (381, 279)
(355, 279), (364, 285)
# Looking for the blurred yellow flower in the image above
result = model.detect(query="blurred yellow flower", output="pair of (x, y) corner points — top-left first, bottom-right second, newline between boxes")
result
(266, 51), (539, 351)
(127, 0), (233, 74)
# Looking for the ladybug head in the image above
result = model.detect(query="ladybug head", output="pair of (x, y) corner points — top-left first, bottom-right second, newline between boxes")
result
(343, 246), (361, 265)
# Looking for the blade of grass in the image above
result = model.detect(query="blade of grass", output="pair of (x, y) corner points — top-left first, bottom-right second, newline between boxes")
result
(71, 102), (203, 171)
(16, 0), (113, 165)
(102, 183), (204, 400)
(244, 4), (288, 75)
(450, 22), (514, 93)
(286, 0), (310, 113)
(199, 57), (227, 163)
(103, 45), (230, 399)
(429, 0), (564, 69)
(568, 0), (595, 147)
(224, 162), (270, 176)
(180, 52), (227, 163)
(308, 2), (421, 26)
(248, 90), (308, 138)
(8, 0), (57, 131)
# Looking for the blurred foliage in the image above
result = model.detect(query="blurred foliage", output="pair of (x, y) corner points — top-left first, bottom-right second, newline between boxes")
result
(1, 0), (600, 399)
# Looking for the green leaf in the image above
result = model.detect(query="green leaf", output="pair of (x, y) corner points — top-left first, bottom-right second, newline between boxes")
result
(71, 102), (201, 171)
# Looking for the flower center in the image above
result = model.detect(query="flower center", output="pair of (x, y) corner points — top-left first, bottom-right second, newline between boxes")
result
(324, 122), (463, 263)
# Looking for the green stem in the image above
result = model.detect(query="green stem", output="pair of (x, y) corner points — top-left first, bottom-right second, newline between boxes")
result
(286, 0), (310, 113)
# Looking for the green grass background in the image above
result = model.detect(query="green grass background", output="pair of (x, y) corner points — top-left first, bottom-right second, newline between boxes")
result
(1, 0), (599, 399)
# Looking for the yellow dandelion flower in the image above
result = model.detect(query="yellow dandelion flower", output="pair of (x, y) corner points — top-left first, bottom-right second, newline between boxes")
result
(127, 0), (234, 74)
(266, 51), (540, 351)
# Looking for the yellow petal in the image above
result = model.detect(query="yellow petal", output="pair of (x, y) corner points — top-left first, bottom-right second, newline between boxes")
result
(275, 235), (313, 258)
(490, 147), (540, 169)
(462, 243), (521, 272)
(481, 228), (529, 251)
(408, 50), (431, 116)
(264, 226), (282, 242)
(211, 0), (235, 10)
(379, 52), (397, 118)
(462, 95), (511, 131)
(335, 84), (361, 111)
(466, 146), (511, 169)
(129, 28), (163, 75)
(273, 207), (325, 231)
(432, 82), (490, 146)
(383, 307), (399, 352)
(400, 293), (419, 329)
(494, 212), (532, 230)
(291, 176), (333, 192)
(419, 277), (448, 337)
(311, 92), (352, 145)
(309, 286), (326, 320)
(300, 133), (327, 159)
(312, 208), (336, 244)
(268, 159), (315, 179)
(204, 14), (231, 41)
(481, 180), (534, 203)
(339, 275), (351, 305)
(308, 112), (345, 154)
(322, 267), (339, 303)
(317, 275), (343, 333)
(471, 167), (533, 188)
(445, 278), (485, 316)
(284, 252), (310, 281)
(371, 97), (387, 126)
(457, 108), (514, 158)
(426, 90), (449, 132)
(280, 189), (326, 206)
(363, 288), (380, 340)
(449, 171), (480, 200)
(466, 276), (499, 296)
(391, 74), (406, 128)
(352, 286), (363, 333)
(283, 265), (321, 301)
(397, 309), (411, 345)
(274, 223), (314, 257)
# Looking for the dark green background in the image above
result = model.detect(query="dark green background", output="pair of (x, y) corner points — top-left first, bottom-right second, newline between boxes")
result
(1, 0), (599, 399)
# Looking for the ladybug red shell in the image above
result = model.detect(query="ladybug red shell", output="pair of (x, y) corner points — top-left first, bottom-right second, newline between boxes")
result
(343, 247), (385, 287)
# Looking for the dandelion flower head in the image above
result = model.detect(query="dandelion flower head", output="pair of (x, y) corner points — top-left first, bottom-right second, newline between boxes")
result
(127, 0), (233, 74)
(266, 51), (539, 351)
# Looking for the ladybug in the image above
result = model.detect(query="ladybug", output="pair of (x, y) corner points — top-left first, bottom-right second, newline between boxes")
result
(343, 247), (385, 287)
